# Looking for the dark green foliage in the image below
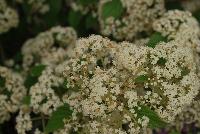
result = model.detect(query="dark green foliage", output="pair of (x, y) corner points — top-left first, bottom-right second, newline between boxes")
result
(165, 0), (183, 10)
(68, 10), (83, 30)
(30, 64), (46, 77)
(24, 74), (38, 89)
(0, 76), (5, 87)
(135, 75), (148, 83)
(135, 105), (168, 129)
(147, 32), (167, 48)
(24, 64), (46, 89)
(85, 14), (98, 30)
(77, 0), (98, 6)
(45, 103), (73, 133)
(101, 0), (124, 20)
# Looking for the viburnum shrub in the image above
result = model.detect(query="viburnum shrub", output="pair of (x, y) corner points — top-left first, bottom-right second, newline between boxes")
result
(1, 0), (200, 134)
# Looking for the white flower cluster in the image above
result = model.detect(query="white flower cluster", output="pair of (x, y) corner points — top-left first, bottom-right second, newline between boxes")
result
(22, 26), (77, 70)
(15, 65), (65, 133)
(0, 66), (26, 123)
(16, 110), (32, 134)
(0, 0), (19, 33)
(153, 10), (200, 49)
(153, 10), (200, 76)
(8, 4), (200, 134)
(58, 33), (199, 133)
(30, 67), (63, 115)
(98, 0), (165, 41)
(14, 8), (200, 132)
(14, 26), (77, 133)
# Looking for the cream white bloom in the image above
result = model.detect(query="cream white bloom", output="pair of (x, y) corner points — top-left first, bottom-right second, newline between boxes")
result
(0, 0), (19, 33)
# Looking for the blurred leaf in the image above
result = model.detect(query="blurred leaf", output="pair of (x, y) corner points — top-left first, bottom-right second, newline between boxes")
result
(22, 95), (31, 105)
(85, 14), (98, 30)
(30, 64), (46, 77)
(77, 0), (98, 6)
(135, 105), (167, 129)
(45, 103), (73, 133)
(170, 130), (181, 134)
(21, 1), (31, 16)
(14, 52), (23, 64)
(49, 0), (62, 15)
(101, 0), (124, 20)
(13, 52), (23, 72)
(135, 75), (148, 83)
(0, 76), (5, 87)
(68, 10), (83, 30)
(44, 0), (62, 27)
(165, 1), (183, 10)
(147, 32), (167, 48)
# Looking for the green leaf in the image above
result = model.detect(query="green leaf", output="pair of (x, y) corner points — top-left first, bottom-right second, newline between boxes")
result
(0, 76), (5, 87)
(45, 103), (73, 133)
(24, 65), (46, 89)
(135, 75), (148, 83)
(68, 10), (83, 30)
(147, 32), (167, 48)
(157, 57), (167, 65)
(24, 74), (38, 89)
(49, 0), (61, 15)
(44, 0), (62, 27)
(85, 14), (98, 30)
(77, 0), (98, 6)
(21, 1), (31, 16)
(165, 1), (183, 10)
(101, 0), (124, 20)
(135, 105), (167, 129)
(30, 64), (46, 77)
(22, 96), (31, 105)
(14, 52), (23, 64)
